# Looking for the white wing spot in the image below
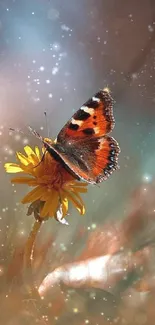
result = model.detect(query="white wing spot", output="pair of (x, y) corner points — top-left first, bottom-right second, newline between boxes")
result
(80, 106), (94, 114)
(92, 96), (100, 102)
(94, 127), (100, 134)
(71, 118), (83, 126)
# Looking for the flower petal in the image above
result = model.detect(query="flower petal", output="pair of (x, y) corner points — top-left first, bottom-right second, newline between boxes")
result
(69, 181), (88, 187)
(60, 192), (68, 216)
(21, 186), (45, 204)
(40, 190), (59, 218)
(40, 199), (51, 218)
(16, 152), (30, 166)
(11, 177), (37, 186)
(76, 204), (85, 215)
(71, 190), (86, 203)
(4, 163), (23, 173)
(24, 146), (40, 165)
(29, 154), (39, 165)
(40, 190), (51, 201)
(71, 190), (86, 214)
(49, 192), (59, 217)
(63, 190), (85, 215)
(62, 198), (68, 216)
(70, 187), (88, 193)
(35, 146), (41, 160)
(24, 146), (35, 156)
(18, 163), (34, 174)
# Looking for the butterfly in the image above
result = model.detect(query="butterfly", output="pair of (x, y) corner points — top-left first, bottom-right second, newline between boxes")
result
(29, 88), (120, 184)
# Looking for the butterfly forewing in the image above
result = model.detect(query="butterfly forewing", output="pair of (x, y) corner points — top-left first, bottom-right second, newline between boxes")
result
(57, 89), (115, 143)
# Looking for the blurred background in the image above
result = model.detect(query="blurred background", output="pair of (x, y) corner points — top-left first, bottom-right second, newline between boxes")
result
(1, 0), (155, 324)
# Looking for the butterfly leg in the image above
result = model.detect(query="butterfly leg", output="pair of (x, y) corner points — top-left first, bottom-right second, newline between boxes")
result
(33, 149), (47, 169)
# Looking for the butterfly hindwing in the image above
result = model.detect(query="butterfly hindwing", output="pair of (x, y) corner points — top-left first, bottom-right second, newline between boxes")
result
(44, 135), (120, 184)
(92, 135), (120, 183)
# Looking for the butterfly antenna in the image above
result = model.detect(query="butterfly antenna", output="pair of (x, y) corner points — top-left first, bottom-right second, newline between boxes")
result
(44, 111), (50, 138)
(9, 126), (46, 147)
(9, 127), (25, 135)
(28, 126), (44, 142)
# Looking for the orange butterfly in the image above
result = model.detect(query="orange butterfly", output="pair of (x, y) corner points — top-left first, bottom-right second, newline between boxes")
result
(30, 88), (120, 184)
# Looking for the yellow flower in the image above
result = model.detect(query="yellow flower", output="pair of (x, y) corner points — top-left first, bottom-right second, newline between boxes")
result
(4, 141), (87, 220)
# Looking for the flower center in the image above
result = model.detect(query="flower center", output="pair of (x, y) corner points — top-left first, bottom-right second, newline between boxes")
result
(35, 153), (74, 191)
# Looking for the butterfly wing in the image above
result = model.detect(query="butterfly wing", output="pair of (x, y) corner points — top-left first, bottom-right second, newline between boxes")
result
(57, 88), (115, 142)
(44, 88), (120, 184)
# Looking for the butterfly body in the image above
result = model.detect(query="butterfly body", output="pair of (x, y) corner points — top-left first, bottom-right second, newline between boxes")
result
(38, 88), (120, 184)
